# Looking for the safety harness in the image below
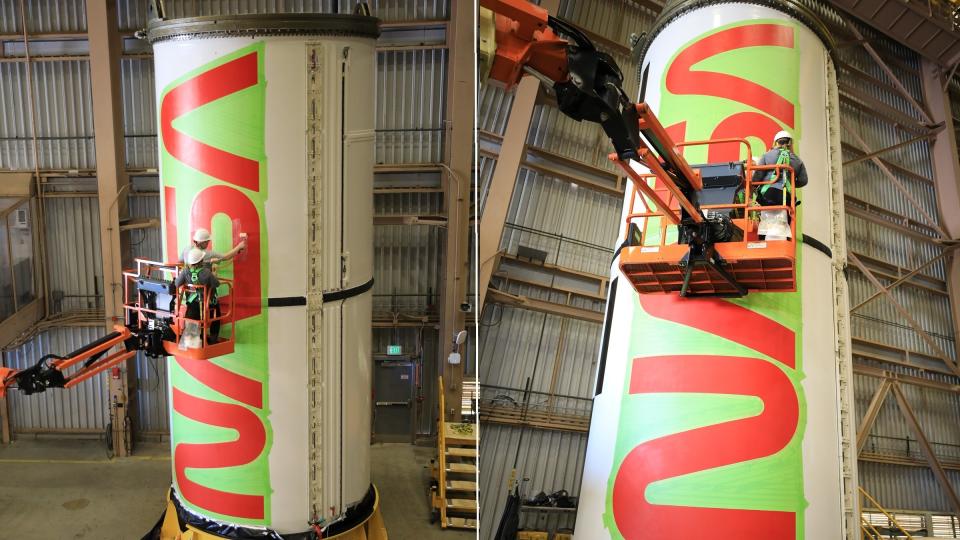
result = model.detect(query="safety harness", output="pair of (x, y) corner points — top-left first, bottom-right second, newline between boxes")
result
(185, 267), (217, 305)
(758, 147), (792, 205)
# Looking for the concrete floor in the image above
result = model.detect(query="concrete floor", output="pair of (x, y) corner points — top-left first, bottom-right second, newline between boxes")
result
(0, 439), (473, 540)
(370, 443), (474, 540)
(0, 439), (171, 539)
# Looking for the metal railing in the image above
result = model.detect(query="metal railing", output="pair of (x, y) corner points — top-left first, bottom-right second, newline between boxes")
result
(121, 258), (236, 346)
(478, 383), (593, 433)
(860, 487), (917, 540)
(862, 433), (960, 464)
(500, 221), (613, 277)
(622, 138), (797, 248)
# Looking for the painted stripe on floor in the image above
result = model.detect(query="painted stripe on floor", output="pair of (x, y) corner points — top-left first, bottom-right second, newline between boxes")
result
(0, 456), (171, 464)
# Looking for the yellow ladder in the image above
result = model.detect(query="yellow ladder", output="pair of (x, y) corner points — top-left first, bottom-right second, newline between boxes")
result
(859, 486), (915, 540)
(433, 376), (478, 530)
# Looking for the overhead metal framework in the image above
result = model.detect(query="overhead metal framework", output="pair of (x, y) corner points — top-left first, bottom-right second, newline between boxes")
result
(856, 365), (960, 516)
(827, 0), (960, 69)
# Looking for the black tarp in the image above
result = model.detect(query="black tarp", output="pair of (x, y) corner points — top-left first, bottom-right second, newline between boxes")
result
(493, 486), (521, 540)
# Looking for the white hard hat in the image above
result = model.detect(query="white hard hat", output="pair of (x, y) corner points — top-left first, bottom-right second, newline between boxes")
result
(186, 248), (205, 266)
(192, 228), (211, 243)
(773, 130), (792, 144)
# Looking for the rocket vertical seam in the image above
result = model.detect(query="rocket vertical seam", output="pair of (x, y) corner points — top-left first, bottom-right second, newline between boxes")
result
(594, 278), (619, 396)
(306, 41), (324, 518)
(339, 49), (347, 510)
(826, 48), (858, 539)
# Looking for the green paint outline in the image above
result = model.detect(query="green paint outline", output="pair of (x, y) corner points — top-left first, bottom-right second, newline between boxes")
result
(159, 41), (273, 526)
(601, 19), (808, 539)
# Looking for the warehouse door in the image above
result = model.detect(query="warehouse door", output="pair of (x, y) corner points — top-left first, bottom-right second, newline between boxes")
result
(373, 361), (415, 443)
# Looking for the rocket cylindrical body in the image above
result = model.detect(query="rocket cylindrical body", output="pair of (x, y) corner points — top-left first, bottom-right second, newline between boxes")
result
(577, 3), (853, 539)
(148, 15), (378, 533)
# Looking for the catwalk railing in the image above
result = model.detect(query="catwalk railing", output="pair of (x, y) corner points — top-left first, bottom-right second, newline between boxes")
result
(478, 383), (592, 433)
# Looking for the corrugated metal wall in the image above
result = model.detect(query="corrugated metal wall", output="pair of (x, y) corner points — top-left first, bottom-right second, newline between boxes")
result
(132, 351), (170, 434)
(42, 190), (103, 313)
(150, 0), (447, 21)
(0, 60), (96, 170)
(0, 63), (35, 169)
(0, 0), (88, 33)
(128, 186), (163, 263)
(120, 59), (158, 169)
(376, 48), (447, 164)
(833, 11), (956, 364)
(0, 0), (453, 438)
(821, 2), (960, 513)
(37, 179), (165, 306)
(373, 224), (442, 314)
(3, 326), (108, 433)
(502, 170), (620, 277)
(479, 308), (599, 396)
(477, 2), (656, 536)
(481, 424), (587, 534)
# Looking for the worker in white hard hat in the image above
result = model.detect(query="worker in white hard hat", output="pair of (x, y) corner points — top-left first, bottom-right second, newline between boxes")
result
(750, 130), (808, 239)
(175, 248), (222, 345)
(751, 130), (808, 206)
(178, 228), (246, 266)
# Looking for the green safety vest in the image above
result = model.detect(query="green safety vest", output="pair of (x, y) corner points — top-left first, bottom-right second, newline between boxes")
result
(186, 267), (217, 305)
(186, 268), (202, 304)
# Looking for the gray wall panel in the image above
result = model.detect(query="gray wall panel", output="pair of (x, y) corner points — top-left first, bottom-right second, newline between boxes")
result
(42, 192), (103, 314)
(3, 326), (108, 432)
(479, 423), (587, 540)
(376, 48), (447, 164)
(158, 0), (447, 21)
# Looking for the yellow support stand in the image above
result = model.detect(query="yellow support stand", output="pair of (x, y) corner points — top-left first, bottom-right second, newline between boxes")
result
(478, 7), (496, 83)
(859, 486), (914, 540)
(430, 376), (478, 530)
(156, 487), (388, 540)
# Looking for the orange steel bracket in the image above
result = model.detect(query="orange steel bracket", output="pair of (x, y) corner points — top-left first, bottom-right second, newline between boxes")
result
(612, 159), (681, 226)
(635, 148), (703, 223)
(635, 103), (702, 191)
(53, 325), (133, 373)
(0, 325), (136, 398)
(609, 102), (707, 225)
(479, 0), (569, 88)
(0, 368), (16, 399)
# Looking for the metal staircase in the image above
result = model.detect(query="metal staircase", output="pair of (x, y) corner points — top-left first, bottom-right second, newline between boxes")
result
(860, 486), (916, 540)
(431, 376), (479, 530)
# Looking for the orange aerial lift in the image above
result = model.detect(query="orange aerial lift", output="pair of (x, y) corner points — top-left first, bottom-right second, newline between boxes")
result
(481, 0), (797, 298)
(611, 107), (798, 298)
(479, 0), (641, 160)
(0, 259), (236, 399)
